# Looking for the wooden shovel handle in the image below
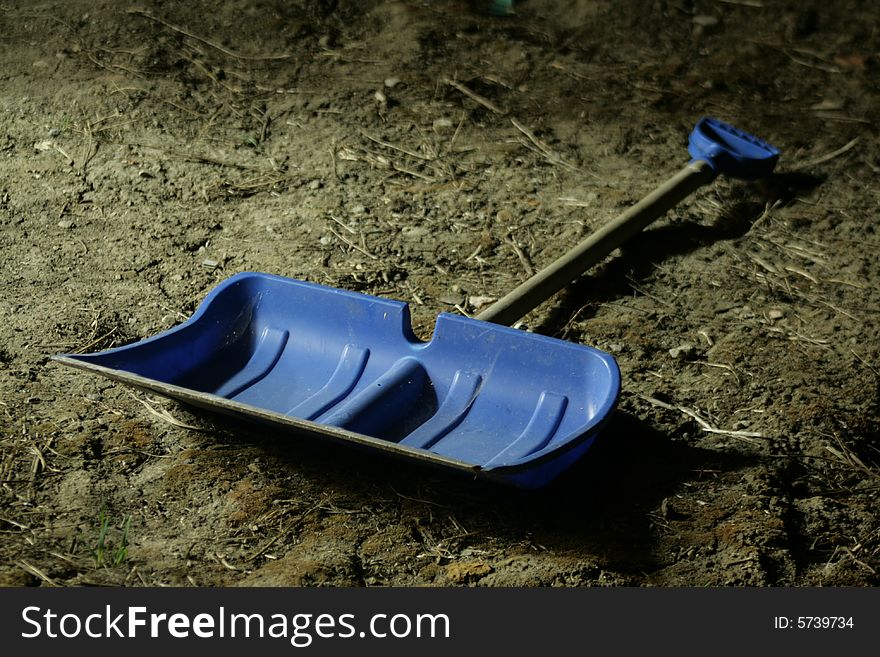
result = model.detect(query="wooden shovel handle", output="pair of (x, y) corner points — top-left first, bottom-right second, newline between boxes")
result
(477, 160), (716, 326)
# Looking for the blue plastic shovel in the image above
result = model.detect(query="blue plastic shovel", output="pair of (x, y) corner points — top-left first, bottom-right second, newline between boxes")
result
(54, 117), (779, 488)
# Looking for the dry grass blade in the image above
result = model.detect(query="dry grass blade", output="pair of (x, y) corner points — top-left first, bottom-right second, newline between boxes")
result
(0, 516), (30, 530)
(505, 235), (535, 277)
(790, 137), (860, 171)
(391, 162), (436, 182)
(336, 145), (436, 183)
(327, 227), (379, 261)
(144, 147), (259, 170)
(390, 486), (450, 508)
(133, 395), (206, 431)
(74, 328), (120, 354)
(825, 433), (878, 479)
(215, 553), (239, 571)
(510, 118), (577, 171)
(639, 395), (765, 442)
(128, 9), (291, 61)
(17, 559), (60, 586)
(842, 547), (877, 575)
(221, 173), (292, 197)
(443, 78), (506, 115)
(699, 361), (743, 385)
(359, 130), (432, 161)
(248, 499), (327, 562)
(850, 349), (879, 375)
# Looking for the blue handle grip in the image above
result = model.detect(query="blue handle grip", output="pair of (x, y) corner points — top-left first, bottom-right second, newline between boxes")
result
(688, 117), (779, 180)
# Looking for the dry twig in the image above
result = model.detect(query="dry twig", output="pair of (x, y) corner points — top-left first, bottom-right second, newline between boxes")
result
(442, 78), (506, 115)
(510, 118), (577, 170)
(128, 9), (291, 61)
(639, 395), (765, 442)
(328, 227), (379, 261)
(790, 137), (859, 171)
(249, 500), (326, 562)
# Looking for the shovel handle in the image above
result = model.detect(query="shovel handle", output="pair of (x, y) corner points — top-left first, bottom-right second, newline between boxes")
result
(477, 160), (716, 326)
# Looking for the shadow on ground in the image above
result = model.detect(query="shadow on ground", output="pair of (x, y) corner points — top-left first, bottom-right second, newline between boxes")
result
(200, 407), (756, 576)
(536, 171), (824, 336)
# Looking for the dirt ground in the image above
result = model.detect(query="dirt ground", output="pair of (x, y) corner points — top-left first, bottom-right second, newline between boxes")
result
(1, 0), (878, 587)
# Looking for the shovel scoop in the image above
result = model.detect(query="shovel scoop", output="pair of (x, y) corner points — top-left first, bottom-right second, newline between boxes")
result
(54, 118), (779, 488)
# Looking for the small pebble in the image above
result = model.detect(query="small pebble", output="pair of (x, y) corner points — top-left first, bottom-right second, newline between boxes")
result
(669, 344), (697, 360)
(810, 98), (846, 111)
(319, 235), (332, 246)
(692, 14), (719, 38)
(468, 295), (497, 309)
(48, 127), (61, 138)
(767, 309), (784, 320)
(433, 118), (454, 131)
(384, 77), (401, 89)
(374, 90), (387, 104)
(308, 179), (322, 190)
(57, 219), (74, 229)
(202, 258), (218, 269)
(693, 15), (719, 27)
(438, 293), (464, 306)
(401, 225), (429, 238)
